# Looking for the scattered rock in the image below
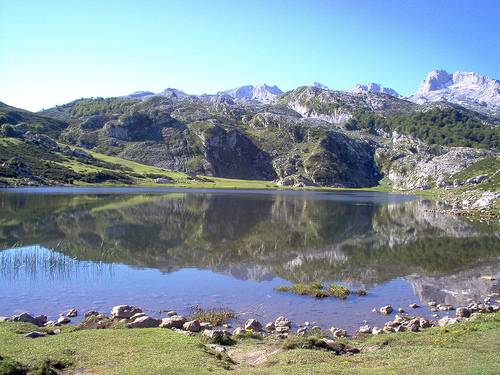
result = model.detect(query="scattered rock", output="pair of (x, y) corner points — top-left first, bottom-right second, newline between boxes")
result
(265, 322), (275, 331)
(244, 319), (262, 331)
(456, 307), (471, 319)
(11, 313), (47, 327)
(205, 344), (226, 353)
(232, 327), (247, 336)
(379, 305), (393, 315)
(130, 313), (146, 321)
(371, 327), (383, 335)
(438, 317), (458, 327)
(275, 316), (291, 328)
(200, 322), (213, 330)
(163, 310), (177, 317)
(480, 275), (496, 281)
(275, 326), (290, 333)
(127, 316), (160, 328)
(355, 289), (367, 296)
(111, 305), (143, 319)
(358, 325), (371, 334)
(428, 301), (438, 307)
(160, 315), (187, 329)
(409, 303), (419, 309)
(25, 331), (47, 339)
(203, 329), (223, 340)
(66, 309), (78, 318)
(438, 304), (454, 311)
(297, 327), (308, 335)
(183, 320), (201, 332)
(329, 327), (347, 337)
(398, 308), (405, 314)
(56, 315), (71, 325)
(84, 310), (100, 318)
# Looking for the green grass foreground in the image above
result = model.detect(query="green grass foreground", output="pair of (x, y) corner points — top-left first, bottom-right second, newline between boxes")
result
(0, 313), (499, 374)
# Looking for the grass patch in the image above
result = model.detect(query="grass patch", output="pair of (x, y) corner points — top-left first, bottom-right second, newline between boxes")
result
(275, 282), (350, 299)
(188, 306), (236, 326)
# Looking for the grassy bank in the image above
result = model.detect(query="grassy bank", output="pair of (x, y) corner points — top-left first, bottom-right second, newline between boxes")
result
(1, 313), (499, 374)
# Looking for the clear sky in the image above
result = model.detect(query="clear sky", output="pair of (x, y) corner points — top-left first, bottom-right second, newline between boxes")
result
(1, 0), (499, 111)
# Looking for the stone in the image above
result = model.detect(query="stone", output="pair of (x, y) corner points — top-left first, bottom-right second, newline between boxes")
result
(297, 327), (308, 334)
(160, 315), (187, 329)
(127, 316), (161, 328)
(244, 319), (262, 331)
(163, 310), (177, 317)
(419, 318), (431, 328)
(409, 303), (419, 309)
(330, 328), (347, 337)
(111, 305), (143, 319)
(200, 322), (213, 330)
(456, 307), (471, 319)
(398, 308), (405, 314)
(47, 329), (61, 335)
(379, 305), (393, 315)
(438, 317), (458, 327)
(203, 329), (223, 340)
(275, 316), (291, 328)
(11, 313), (47, 327)
(25, 331), (47, 339)
(371, 308), (377, 313)
(480, 275), (496, 281)
(154, 177), (174, 184)
(206, 344), (226, 352)
(66, 309), (78, 318)
(84, 310), (100, 318)
(383, 326), (395, 333)
(183, 320), (201, 332)
(265, 322), (275, 331)
(56, 315), (71, 325)
(428, 301), (438, 307)
(356, 289), (367, 296)
(371, 327), (383, 335)
(358, 325), (371, 334)
(438, 304), (454, 311)
(130, 313), (146, 321)
(232, 327), (247, 336)
(275, 326), (290, 333)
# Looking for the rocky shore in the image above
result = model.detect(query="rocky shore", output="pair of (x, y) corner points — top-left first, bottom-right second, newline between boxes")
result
(2, 292), (499, 355)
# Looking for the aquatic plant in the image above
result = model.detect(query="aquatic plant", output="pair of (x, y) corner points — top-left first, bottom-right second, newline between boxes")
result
(275, 282), (350, 299)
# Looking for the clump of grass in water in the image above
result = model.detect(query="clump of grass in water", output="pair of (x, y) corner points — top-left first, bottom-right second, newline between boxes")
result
(275, 282), (350, 299)
(189, 306), (236, 326)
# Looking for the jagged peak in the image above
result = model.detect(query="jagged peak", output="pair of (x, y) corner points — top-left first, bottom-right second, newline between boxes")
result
(350, 82), (401, 97)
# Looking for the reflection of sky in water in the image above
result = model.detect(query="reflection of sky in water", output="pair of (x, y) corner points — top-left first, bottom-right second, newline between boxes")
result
(0, 188), (498, 333)
(0, 246), (453, 332)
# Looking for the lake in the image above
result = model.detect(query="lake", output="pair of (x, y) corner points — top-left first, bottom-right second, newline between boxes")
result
(0, 187), (498, 332)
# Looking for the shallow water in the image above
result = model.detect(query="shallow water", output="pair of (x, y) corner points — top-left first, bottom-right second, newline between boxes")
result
(0, 187), (498, 332)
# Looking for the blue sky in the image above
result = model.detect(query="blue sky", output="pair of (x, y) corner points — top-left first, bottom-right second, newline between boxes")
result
(1, 0), (499, 110)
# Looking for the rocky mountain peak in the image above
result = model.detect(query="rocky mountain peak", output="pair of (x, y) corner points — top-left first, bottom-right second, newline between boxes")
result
(313, 82), (329, 90)
(351, 83), (401, 97)
(411, 70), (500, 114)
(218, 84), (283, 103)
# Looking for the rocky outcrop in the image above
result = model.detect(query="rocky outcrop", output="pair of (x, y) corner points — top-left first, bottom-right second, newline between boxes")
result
(410, 70), (500, 116)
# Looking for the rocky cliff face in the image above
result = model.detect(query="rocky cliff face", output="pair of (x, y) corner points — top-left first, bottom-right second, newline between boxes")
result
(351, 83), (401, 98)
(410, 70), (500, 116)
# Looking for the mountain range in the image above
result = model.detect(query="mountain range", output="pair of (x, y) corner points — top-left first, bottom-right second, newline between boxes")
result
(0, 69), (498, 190)
(121, 69), (500, 115)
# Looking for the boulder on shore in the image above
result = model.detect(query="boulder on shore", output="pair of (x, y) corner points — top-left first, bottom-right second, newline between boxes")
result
(111, 305), (143, 319)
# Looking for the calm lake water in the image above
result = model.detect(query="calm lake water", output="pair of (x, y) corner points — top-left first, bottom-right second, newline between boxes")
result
(0, 187), (498, 332)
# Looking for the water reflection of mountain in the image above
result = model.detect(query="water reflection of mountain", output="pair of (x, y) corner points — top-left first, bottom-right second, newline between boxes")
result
(0, 191), (498, 287)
